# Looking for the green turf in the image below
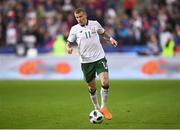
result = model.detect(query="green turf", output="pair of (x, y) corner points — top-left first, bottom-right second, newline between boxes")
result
(0, 80), (180, 129)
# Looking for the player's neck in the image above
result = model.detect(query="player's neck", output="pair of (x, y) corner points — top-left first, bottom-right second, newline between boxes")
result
(81, 20), (88, 27)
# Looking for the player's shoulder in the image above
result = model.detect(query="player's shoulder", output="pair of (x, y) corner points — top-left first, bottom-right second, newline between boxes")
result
(88, 20), (99, 25)
(71, 24), (79, 29)
(70, 24), (80, 32)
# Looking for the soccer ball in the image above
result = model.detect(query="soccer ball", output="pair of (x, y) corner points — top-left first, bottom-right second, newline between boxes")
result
(89, 110), (104, 124)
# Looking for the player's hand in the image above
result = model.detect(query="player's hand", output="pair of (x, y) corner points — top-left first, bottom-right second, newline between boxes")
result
(66, 42), (73, 54)
(110, 37), (118, 47)
(67, 47), (73, 54)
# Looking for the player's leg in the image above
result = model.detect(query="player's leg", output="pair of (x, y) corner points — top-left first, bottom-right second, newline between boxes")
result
(99, 72), (109, 109)
(87, 79), (100, 110)
(99, 72), (112, 120)
(81, 63), (100, 110)
(96, 58), (112, 120)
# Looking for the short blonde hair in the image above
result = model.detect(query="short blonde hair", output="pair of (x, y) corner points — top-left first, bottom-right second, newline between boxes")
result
(74, 8), (86, 14)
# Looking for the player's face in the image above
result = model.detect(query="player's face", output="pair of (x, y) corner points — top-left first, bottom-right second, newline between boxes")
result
(74, 12), (87, 26)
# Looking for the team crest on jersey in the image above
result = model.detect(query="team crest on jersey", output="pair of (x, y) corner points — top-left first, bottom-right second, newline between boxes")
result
(91, 27), (96, 34)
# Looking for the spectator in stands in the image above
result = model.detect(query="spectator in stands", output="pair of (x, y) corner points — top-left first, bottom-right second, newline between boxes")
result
(158, 6), (168, 32)
(0, 9), (6, 46)
(105, 8), (117, 26)
(138, 32), (160, 56)
(114, 16), (133, 45)
(124, 0), (137, 18)
(146, 32), (160, 55)
(174, 24), (180, 45)
(132, 10), (143, 44)
(160, 28), (175, 57)
(6, 22), (17, 46)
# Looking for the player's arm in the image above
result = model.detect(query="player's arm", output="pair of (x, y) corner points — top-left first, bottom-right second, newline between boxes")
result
(66, 27), (76, 54)
(96, 20), (118, 47)
(66, 41), (73, 54)
(101, 31), (118, 47)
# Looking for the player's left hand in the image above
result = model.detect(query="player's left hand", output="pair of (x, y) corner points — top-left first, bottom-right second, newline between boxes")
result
(110, 37), (118, 47)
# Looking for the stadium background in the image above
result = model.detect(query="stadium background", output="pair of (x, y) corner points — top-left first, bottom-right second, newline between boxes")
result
(0, 0), (180, 129)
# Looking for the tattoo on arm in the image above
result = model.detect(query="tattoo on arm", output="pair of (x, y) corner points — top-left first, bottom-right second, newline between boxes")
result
(101, 31), (111, 41)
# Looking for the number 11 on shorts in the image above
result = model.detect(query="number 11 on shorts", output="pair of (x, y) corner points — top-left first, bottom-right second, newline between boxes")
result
(102, 61), (108, 69)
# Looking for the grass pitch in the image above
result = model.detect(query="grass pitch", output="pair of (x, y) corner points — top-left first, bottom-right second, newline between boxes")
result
(0, 80), (180, 129)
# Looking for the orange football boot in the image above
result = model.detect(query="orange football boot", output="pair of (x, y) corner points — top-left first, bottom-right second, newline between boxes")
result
(100, 107), (112, 120)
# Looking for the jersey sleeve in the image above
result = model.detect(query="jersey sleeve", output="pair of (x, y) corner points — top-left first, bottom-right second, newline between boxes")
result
(96, 21), (105, 34)
(67, 27), (76, 43)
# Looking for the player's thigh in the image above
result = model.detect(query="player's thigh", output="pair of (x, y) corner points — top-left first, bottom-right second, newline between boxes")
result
(81, 63), (96, 83)
(96, 58), (109, 86)
(96, 58), (108, 75)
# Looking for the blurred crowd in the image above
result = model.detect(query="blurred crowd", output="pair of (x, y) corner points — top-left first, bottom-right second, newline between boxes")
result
(0, 0), (180, 55)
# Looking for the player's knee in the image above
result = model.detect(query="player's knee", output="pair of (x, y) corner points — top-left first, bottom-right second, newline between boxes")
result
(88, 80), (96, 88)
(101, 80), (109, 87)
(87, 80), (96, 95)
